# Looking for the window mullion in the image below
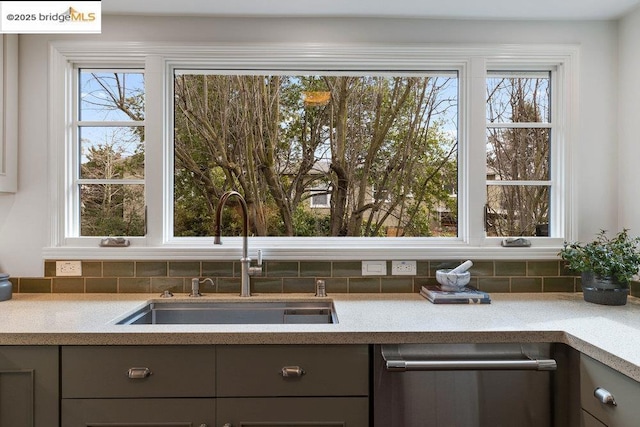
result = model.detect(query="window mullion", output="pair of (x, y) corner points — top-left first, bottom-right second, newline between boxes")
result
(466, 57), (488, 245)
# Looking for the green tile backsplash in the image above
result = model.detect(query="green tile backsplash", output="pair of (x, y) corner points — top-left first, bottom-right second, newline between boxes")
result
(10, 259), (639, 295)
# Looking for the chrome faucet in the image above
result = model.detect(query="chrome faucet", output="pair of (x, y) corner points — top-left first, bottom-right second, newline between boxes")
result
(214, 190), (263, 297)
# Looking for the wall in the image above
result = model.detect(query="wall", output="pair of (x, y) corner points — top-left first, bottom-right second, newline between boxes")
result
(619, 5), (640, 234)
(0, 15), (620, 277)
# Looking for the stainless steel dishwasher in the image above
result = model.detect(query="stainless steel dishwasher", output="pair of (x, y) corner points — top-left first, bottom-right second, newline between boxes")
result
(373, 343), (563, 427)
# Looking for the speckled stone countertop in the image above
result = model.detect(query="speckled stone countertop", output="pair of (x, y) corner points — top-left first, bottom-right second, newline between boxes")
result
(1, 292), (639, 381)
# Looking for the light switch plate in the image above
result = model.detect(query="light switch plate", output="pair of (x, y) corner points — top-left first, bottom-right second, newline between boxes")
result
(56, 260), (82, 277)
(362, 260), (387, 276)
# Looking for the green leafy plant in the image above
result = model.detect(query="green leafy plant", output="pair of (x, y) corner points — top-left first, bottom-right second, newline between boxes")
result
(559, 229), (640, 284)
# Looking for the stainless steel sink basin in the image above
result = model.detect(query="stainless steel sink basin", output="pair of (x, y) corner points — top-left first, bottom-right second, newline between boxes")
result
(116, 300), (338, 325)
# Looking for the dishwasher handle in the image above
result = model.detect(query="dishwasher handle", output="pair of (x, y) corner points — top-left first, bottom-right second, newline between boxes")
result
(385, 358), (557, 372)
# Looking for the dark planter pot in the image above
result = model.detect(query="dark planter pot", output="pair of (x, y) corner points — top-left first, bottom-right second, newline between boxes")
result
(0, 273), (11, 301)
(580, 271), (628, 306)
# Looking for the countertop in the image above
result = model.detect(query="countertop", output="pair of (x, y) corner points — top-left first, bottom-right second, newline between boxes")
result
(1, 292), (639, 382)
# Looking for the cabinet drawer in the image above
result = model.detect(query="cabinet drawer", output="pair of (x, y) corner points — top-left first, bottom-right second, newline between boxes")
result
(217, 397), (369, 426)
(61, 398), (215, 426)
(217, 344), (369, 397)
(581, 409), (606, 427)
(580, 354), (640, 426)
(62, 345), (215, 398)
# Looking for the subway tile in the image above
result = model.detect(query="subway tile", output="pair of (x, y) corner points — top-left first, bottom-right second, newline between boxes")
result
(151, 277), (186, 294)
(19, 278), (52, 293)
(543, 277), (575, 292)
(103, 262), (135, 277)
(477, 278), (510, 293)
(44, 261), (56, 277)
(119, 278), (151, 293)
(467, 261), (494, 277)
(202, 261), (235, 277)
(300, 261), (332, 277)
(168, 261), (201, 277)
(137, 261), (168, 277)
(251, 278), (283, 293)
(332, 261), (363, 277)
(414, 277), (440, 292)
(349, 277), (380, 293)
(381, 277), (413, 293)
(53, 277), (84, 293)
(283, 277), (315, 293)
(630, 281), (640, 298)
(511, 277), (543, 293)
(528, 261), (560, 277)
(82, 261), (102, 277)
(266, 261), (299, 277)
(86, 278), (118, 293)
(429, 260), (460, 275)
(217, 277), (241, 294)
(323, 278), (348, 293)
(416, 261), (430, 276)
(495, 261), (526, 276)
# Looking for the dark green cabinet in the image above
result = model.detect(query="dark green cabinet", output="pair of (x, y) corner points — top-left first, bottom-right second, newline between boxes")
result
(59, 344), (369, 427)
(0, 346), (59, 427)
(217, 396), (369, 426)
(60, 345), (216, 427)
(216, 345), (369, 426)
(61, 398), (215, 426)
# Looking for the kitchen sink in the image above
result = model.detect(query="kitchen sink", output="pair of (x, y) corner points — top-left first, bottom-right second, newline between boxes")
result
(116, 300), (338, 325)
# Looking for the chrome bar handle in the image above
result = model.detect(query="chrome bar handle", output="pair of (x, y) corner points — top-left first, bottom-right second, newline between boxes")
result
(386, 358), (557, 371)
(594, 387), (617, 406)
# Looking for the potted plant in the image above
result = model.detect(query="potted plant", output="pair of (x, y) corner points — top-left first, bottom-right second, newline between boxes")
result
(559, 229), (640, 305)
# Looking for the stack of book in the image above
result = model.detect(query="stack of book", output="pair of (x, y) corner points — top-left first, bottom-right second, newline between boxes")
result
(420, 285), (491, 304)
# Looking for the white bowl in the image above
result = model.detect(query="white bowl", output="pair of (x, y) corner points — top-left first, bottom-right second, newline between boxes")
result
(436, 269), (471, 291)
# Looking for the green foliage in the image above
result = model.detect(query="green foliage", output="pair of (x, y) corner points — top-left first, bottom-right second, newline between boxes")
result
(292, 207), (330, 237)
(559, 229), (640, 284)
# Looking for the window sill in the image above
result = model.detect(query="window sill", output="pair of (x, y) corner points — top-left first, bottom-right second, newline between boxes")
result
(42, 237), (564, 261)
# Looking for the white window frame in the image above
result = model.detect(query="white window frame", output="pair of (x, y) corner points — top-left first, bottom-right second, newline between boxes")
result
(72, 67), (146, 238)
(45, 42), (578, 261)
(309, 189), (331, 209)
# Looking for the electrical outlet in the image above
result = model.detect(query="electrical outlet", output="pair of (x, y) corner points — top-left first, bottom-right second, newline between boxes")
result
(391, 260), (417, 275)
(56, 261), (82, 277)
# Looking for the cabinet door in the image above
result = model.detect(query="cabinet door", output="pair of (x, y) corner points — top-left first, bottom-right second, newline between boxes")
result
(61, 398), (215, 426)
(217, 397), (368, 426)
(0, 346), (59, 427)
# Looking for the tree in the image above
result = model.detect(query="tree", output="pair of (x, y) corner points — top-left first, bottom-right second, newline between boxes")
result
(89, 72), (459, 238)
(173, 73), (457, 238)
(486, 75), (550, 236)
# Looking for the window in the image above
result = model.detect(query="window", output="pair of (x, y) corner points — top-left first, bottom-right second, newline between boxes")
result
(172, 72), (458, 238)
(309, 190), (331, 209)
(75, 69), (145, 237)
(486, 71), (552, 237)
(47, 43), (577, 259)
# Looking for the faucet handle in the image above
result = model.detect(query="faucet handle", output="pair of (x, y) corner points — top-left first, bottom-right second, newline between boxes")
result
(248, 249), (264, 277)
